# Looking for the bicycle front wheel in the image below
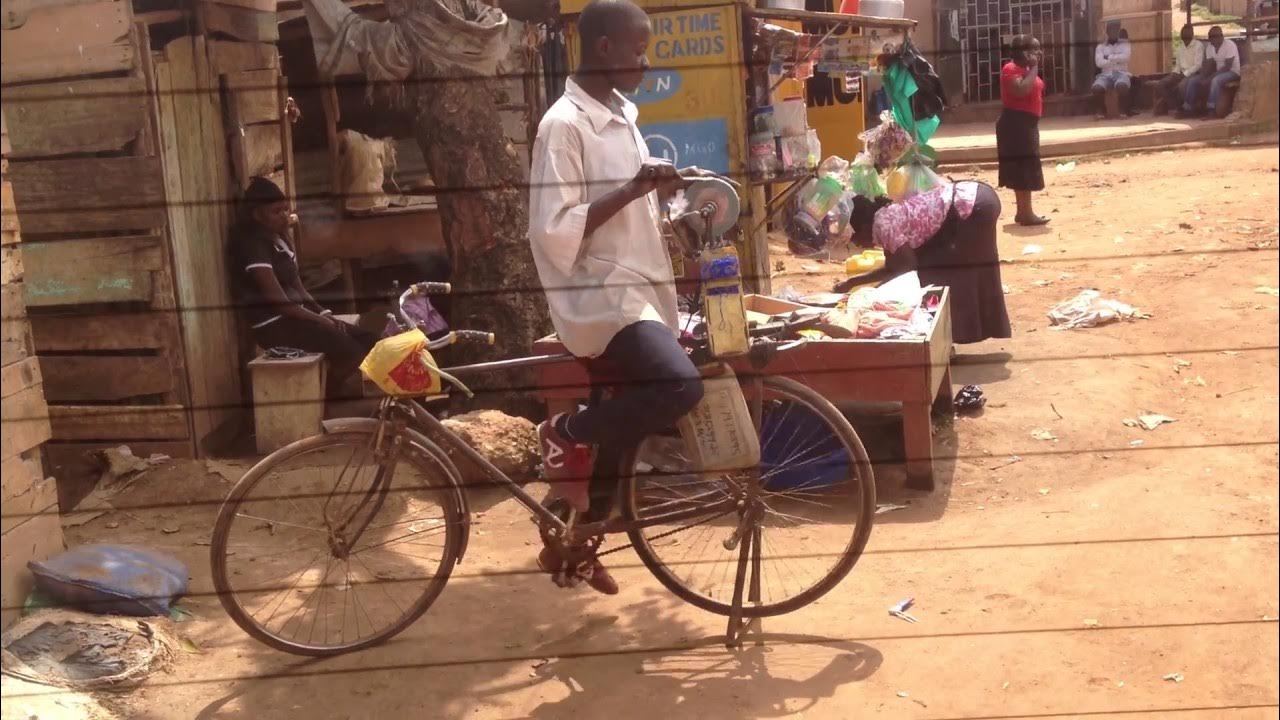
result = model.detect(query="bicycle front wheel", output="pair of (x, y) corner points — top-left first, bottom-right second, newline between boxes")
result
(622, 375), (875, 617)
(210, 430), (465, 656)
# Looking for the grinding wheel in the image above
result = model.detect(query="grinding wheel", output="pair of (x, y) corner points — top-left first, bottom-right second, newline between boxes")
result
(680, 177), (740, 237)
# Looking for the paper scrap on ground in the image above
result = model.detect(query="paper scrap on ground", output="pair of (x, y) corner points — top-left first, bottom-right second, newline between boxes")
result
(1126, 413), (1176, 430)
(1136, 413), (1176, 430)
(1256, 286), (1279, 297)
(1031, 428), (1058, 441)
(1047, 290), (1149, 329)
(1022, 244), (1043, 256)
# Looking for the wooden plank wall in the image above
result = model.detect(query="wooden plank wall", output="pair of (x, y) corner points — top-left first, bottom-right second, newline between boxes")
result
(1, 3), (197, 484)
(199, 0), (279, 44)
(0, 108), (65, 630)
(0, 0), (136, 85)
(203, 37), (285, 404)
(153, 35), (245, 454)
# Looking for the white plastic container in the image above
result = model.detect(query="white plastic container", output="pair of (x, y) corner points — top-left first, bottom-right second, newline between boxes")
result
(775, 97), (808, 136)
(858, 0), (905, 17)
(678, 365), (761, 475)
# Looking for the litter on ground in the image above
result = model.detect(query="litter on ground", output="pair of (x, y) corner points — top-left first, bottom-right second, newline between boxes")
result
(1047, 290), (1150, 329)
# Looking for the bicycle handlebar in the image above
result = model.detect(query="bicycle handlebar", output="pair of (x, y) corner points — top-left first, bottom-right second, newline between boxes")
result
(392, 284), (496, 351)
(412, 282), (452, 295)
(426, 331), (495, 351)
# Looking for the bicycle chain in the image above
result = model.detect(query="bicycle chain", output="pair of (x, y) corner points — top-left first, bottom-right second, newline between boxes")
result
(594, 509), (735, 558)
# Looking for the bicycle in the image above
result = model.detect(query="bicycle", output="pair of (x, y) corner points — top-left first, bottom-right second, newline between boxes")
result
(210, 181), (876, 657)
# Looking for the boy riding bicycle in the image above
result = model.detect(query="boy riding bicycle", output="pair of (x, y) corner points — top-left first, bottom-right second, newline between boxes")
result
(527, 0), (708, 594)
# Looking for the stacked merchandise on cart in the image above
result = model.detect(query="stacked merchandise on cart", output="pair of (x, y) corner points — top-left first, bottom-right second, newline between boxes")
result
(747, 22), (818, 183)
(746, 21), (886, 184)
(820, 272), (942, 340)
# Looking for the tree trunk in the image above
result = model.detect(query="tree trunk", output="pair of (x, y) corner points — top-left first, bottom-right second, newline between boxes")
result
(412, 70), (551, 417)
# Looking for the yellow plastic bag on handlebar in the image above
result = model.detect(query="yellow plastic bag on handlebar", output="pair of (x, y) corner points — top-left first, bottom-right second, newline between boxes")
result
(359, 328), (444, 397)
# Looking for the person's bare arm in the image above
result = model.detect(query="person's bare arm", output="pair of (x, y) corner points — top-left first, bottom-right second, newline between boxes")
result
(585, 183), (648, 238)
(1008, 63), (1040, 97)
(584, 160), (685, 237)
(832, 247), (917, 293)
(248, 267), (338, 329)
(655, 166), (726, 207)
(288, 275), (328, 315)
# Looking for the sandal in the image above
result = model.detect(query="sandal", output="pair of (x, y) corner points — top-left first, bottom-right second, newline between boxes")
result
(1015, 215), (1051, 226)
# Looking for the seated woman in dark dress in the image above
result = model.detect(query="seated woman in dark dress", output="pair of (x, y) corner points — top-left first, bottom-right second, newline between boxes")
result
(832, 181), (1012, 346)
(231, 177), (378, 399)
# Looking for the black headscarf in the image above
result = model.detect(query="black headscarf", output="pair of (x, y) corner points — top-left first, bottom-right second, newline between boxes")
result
(849, 194), (894, 248)
(237, 176), (286, 227)
(244, 176), (285, 205)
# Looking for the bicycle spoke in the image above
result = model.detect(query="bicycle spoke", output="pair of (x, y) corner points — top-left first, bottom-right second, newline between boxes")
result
(215, 430), (459, 653)
(629, 378), (873, 617)
(352, 551), (407, 619)
(351, 524), (448, 555)
(232, 513), (329, 534)
(256, 549), (327, 631)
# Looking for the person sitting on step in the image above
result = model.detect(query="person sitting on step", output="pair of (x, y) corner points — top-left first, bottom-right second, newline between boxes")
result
(1178, 26), (1241, 119)
(1092, 20), (1134, 118)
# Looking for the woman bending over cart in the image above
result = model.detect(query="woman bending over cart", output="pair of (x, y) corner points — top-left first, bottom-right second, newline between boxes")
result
(833, 181), (1012, 345)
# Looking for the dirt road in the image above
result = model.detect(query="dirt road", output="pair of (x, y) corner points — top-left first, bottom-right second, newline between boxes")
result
(34, 144), (1280, 719)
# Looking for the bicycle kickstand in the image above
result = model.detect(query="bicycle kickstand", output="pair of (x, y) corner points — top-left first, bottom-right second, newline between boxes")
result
(725, 525), (765, 650)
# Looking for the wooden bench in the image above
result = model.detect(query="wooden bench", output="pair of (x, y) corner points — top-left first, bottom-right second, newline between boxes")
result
(1215, 80), (1241, 118)
(1149, 73), (1242, 117)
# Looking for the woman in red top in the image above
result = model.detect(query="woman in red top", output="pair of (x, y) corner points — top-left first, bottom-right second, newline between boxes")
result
(996, 34), (1050, 226)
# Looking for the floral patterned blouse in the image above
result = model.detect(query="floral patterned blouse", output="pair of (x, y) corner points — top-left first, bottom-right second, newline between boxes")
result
(872, 181), (979, 254)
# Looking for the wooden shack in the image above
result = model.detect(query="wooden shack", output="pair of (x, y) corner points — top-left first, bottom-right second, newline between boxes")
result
(1, 1), (249, 484)
(274, 0), (542, 311)
(1, 0), (542, 490)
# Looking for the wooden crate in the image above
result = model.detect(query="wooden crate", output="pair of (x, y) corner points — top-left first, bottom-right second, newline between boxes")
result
(248, 352), (327, 453)
(533, 289), (955, 491)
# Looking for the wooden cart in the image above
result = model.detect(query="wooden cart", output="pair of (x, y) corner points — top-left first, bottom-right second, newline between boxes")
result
(532, 288), (954, 491)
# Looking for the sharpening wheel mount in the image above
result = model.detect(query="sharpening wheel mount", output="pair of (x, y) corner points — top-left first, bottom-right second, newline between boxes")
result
(681, 177), (740, 237)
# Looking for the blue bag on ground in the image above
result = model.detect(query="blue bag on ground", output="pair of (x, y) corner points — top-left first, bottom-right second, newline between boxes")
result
(28, 544), (189, 616)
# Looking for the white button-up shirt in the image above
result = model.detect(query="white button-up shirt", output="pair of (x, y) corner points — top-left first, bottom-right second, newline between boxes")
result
(1095, 39), (1132, 74)
(1175, 38), (1206, 76)
(527, 78), (678, 358)
(1206, 38), (1241, 74)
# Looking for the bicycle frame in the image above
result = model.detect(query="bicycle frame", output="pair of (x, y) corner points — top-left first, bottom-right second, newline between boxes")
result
(369, 351), (747, 544)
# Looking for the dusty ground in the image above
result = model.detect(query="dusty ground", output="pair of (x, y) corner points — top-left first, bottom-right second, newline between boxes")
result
(7, 144), (1279, 719)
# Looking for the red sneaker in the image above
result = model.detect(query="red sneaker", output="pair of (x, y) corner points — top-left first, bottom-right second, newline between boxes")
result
(584, 560), (619, 595)
(538, 414), (593, 512)
(536, 546), (619, 595)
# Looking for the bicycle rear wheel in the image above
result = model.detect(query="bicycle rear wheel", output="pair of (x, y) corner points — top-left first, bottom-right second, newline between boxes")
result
(622, 375), (874, 617)
(210, 429), (465, 656)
